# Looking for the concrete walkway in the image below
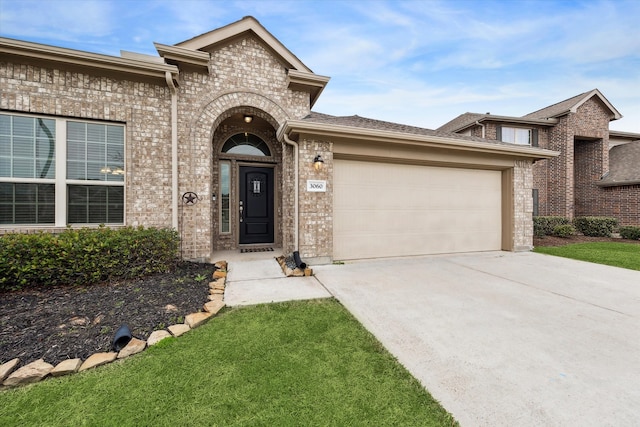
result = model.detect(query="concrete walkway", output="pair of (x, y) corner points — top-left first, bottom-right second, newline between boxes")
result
(219, 251), (331, 306)
(219, 250), (640, 426)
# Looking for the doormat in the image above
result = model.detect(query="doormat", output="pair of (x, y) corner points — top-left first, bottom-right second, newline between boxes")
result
(240, 247), (274, 253)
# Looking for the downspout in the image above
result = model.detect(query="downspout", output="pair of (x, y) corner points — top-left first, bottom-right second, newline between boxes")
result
(165, 71), (179, 229)
(279, 129), (299, 251)
(475, 121), (486, 139)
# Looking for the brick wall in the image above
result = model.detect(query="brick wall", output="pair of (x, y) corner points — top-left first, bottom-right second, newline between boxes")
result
(0, 61), (175, 230)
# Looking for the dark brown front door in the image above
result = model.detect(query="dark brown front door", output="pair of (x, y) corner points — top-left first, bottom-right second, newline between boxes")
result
(239, 166), (274, 244)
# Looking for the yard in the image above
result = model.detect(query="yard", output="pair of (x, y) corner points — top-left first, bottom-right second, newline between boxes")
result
(0, 299), (456, 426)
(534, 239), (640, 271)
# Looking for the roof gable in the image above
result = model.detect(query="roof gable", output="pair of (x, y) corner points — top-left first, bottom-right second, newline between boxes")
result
(175, 16), (312, 73)
(523, 89), (622, 121)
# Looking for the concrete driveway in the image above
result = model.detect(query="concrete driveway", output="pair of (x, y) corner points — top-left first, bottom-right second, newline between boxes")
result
(313, 251), (640, 427)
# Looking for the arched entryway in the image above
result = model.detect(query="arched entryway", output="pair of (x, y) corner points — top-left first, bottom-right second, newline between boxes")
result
(212, 110), (283, 251)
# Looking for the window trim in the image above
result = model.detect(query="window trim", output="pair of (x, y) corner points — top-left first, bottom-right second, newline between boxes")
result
(0, 112), (126, 228)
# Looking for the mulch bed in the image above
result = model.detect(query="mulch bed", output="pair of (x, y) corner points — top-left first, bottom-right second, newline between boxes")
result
(533, 235), (640, 247)
(1, 262), (213, 367)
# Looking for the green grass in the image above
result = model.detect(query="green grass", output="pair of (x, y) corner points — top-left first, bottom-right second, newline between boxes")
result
(0, 299), (456, 426)
(534, 242), (640, 271)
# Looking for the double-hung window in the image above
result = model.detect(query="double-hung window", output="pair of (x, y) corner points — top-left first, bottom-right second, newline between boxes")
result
(0, 113), (125, 226)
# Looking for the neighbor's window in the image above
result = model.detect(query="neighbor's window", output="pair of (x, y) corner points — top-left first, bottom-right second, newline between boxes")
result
(222, 133), (270, 156)
(0, 113), (125, 226)
(499, 127), (531, 145)
(220, 162), (230, 233)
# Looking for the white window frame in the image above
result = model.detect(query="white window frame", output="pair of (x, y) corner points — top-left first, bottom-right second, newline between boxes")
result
(501, 126), (531, 146)
(0, 112), (126, 228)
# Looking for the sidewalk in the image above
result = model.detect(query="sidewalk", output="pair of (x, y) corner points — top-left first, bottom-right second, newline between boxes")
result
(215, 250), (332, 306)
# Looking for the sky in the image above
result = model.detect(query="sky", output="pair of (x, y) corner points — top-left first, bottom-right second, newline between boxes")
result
(1, 0), (639, 133)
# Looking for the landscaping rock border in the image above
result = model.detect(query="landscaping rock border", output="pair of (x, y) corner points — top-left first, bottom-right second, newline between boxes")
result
(0, 260), (228, 390)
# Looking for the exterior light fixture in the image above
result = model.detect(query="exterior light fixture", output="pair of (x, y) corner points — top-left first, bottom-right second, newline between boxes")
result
(313, 155), (324, 171)
(244, 115), (253, 123)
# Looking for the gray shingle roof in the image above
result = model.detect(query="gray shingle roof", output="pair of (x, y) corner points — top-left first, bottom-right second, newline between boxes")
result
(599, 141), (640, 187)
(436, 112), (486, 133)
(523, 91), (591, 119)
(304, 111), (499, 144)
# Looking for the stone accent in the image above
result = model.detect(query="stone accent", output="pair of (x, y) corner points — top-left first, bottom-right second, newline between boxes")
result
(50, 359), (82, 377)
(79, 352), (117, 372)
(4, 359), (54, 386)
(203, 300), (225, 315)
(167, 324), (191, 337)
(147, 330), (172, 346)
(208, 294), (224, 302)
(0, 358), (20, 383)
(117, 338), (147, 358)
(513, 160), (534, 250)
(185, 311), (213, 329)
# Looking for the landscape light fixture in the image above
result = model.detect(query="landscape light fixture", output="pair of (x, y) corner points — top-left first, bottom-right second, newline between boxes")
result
(244, 115), (253, 123)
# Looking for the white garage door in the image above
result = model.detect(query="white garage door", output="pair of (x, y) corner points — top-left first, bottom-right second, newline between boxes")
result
(333, 159), (502, 260)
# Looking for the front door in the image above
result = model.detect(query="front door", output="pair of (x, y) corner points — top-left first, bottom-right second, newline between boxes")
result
(239, 166), (274, 244)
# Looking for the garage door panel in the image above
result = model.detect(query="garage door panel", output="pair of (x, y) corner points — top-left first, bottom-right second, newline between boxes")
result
(334, 160), (502, 260)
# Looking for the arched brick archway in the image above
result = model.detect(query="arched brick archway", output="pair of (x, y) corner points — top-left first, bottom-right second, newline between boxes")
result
(179, 90), (290, 256)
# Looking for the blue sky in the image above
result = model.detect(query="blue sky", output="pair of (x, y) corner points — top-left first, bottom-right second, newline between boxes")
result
(1, 0), (639, 132)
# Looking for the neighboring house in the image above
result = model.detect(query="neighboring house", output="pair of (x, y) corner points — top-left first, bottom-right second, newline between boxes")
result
(0, 17), (556, 263)
(438, 89), (640, 226)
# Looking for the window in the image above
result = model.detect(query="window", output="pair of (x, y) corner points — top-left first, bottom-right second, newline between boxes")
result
(0, 113), (125, 226)
(220, 162), (230, 233)
(222, 133), (270, 156)
(497, 126), (538, 146)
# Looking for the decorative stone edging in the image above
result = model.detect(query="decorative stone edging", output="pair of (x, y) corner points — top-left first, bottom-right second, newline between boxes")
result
(0, 260), (229, 390)
(275, 255), (313, 277)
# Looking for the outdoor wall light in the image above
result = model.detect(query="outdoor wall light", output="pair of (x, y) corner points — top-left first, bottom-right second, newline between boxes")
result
(244, 115), (253, 123)
(313, 155), (324, 171)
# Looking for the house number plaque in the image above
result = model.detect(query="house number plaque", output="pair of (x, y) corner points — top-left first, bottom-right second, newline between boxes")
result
(306, 180), (326, 192)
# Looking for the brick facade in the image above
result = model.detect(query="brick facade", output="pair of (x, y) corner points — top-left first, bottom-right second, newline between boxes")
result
(1, 17), (548, 261)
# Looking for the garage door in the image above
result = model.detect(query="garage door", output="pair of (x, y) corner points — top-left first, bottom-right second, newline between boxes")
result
(333, 159), (502, 260)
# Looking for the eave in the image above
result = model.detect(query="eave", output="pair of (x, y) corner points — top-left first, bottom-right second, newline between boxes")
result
(279, 120), (559, 161)
(453, 115), (558, 133)
(287, 70), (330, 108)
(154, 43), (210, 71)
(0, 37), (178, 80)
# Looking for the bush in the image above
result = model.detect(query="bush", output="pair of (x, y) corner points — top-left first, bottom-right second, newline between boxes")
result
(619, 226), (640, 241)
(0, 226), (179, 292)
(552, 224), (575, 238)
(573, 217), (618, 237)
(533, 216), (570, 237)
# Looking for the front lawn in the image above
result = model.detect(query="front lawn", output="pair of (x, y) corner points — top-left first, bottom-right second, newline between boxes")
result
(0, 299), (456, 426)
(534, 242), (640, 271)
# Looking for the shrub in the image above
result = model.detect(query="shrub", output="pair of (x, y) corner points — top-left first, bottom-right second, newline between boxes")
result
(619, 226), (640, 241)
(533, 216), (570, 237)
(573, 217), (618, 237)
(552, 224), (575, 238)
(0, 226), (179, 292)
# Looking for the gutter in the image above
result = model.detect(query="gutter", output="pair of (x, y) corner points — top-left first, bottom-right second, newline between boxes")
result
(165, 71), (179, 229)
(475, 120), (486, 139)
(277, 125), (299, 251)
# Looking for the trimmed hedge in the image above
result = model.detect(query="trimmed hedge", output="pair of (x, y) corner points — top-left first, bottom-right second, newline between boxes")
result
(619, 226), (640, 241)
(552, 224), (575, 238)
(0, 226), (179, 292)
(573, 217), (618, 237)
(533, 216), (570, 237)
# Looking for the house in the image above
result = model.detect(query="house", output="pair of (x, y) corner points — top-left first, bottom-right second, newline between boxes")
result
(0, 16), (556, 263)
(438, 90), (640, 227)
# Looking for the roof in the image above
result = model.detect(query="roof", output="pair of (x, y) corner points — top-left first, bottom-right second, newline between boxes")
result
(279, 112), (558, 161)
(437, 112), (557, 133)
(523, 89), (622, 120)
(598, 141), (640, 187)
